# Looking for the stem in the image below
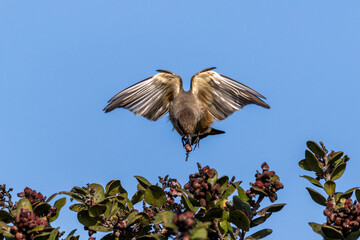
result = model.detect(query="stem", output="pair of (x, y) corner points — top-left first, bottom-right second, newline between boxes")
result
(234, 228), (240, 239)
(320, 142), (335, 203)
(240, 230), (246, 240)
(213, 219), (224, 240)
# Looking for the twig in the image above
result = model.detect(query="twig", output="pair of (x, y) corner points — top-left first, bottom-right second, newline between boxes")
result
(320, 142), (335, 203)
(213, 219), (224, 240)
(234, 227), (240, 239)
(240, 230), (246, 240)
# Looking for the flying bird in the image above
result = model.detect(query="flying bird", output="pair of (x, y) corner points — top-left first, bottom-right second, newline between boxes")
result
(103, 67), (270, 159)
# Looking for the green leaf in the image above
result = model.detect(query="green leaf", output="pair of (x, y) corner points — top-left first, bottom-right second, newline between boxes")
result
(334, 192), (343, 203)
(322, 225), (344, 239)
(233, 196), (251, 217)
(72, 187), (87, 196)
(105, 180), (120, 196)
(250, 213), (272, 227)
(89, 184), (105, 203)
(229, 209), (250, 231)
(340, 187), (359, 201)
(48, 228), (59, 240)
(127, 212), (142, 226)
(306, 187), (327, 206)
(207, 169), (218, 185)
(307, 141), (325, 156)
(131, 190), (144, 205)
(32, 231), (50, 240)
(144, 185), (166, 208)
(222, 183), (236, 199)
(299, 159), (312, 171)
(191, 227), (208, 240)
(347, 229), (360, 240)
(219, 220), (228, 235)
(356, 189), (360, 203)
(65, 229), (78, 239)
(134, 176), (152, 189)
(245, 229), (272, 239)
(46, 193), (58, 203)
(34, 203), (51, 217)
(257, 204), (286, 216)
(138, 212), (151, 227)
(308, 222), (325, 237)
(324, 181), (336, 197)
(204, 207), (223, 220)
(216, 176), (229, 193)
(305, 150), (323, 173)
(13, 198), (33, 215)
(0, 210), (14, 223)
(89, 204), (106, 218)
(331, 163), (346, 181)
(181, 195), (195, 213)
(100, 233), (115, 240)
(153, 211), (174, 225)
(300, 175), (322, 188)
(69, 204), (84, 212)
(126, 198), (133, 211)
(59, 191), (83, 202)
(28, 225), (45, 233)
(77, 210), (97, 227)
(328, 152), (344, 165)
(50, 197), (66, 222)
(89, 225), (112, 232)
(237, 186), (250, 203)
(251, 187), (268, 196)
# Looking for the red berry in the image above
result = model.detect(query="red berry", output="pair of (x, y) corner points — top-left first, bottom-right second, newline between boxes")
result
(261, 162), (269, 171)
(200, 198), (206, 207)
(119, 220), (127, 229)
(185, 144), (192, 152)
(255, 181), (264, 188)
(327, 202), (334, 208)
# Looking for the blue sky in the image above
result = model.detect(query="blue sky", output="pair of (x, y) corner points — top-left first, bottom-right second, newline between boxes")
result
(1, 1), (360, 239)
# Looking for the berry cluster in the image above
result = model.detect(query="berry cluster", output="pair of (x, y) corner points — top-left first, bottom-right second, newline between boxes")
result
(17, 187), (46, 204)
(246, 163), (283, 202)
(158, 176), (183, 211)
(143, 206), (155, 219)
(172, 211), (195, 240)
(0, 184), (14, 210)
(10, 208), (49, 240)
(324, 199), (360, 236)
(184, 166), (220, 208)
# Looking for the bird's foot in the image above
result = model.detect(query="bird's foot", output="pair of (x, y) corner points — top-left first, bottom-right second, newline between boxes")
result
(181, 136), (188, 147)
(192, 136), (200, 150)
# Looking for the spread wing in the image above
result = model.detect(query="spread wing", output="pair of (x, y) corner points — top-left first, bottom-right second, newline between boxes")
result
(190, 67), (270, 121)
(103, 70), (183, 121)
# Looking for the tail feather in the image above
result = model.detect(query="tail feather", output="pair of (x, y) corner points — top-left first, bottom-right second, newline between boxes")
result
(195, 128), (225, 144)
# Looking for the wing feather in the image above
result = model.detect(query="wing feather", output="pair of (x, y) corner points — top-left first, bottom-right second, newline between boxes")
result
(104, 71), (183, 121)
(190, 68), (270, 121)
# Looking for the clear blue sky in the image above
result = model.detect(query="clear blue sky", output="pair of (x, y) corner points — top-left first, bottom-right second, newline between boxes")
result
(1, 1), (360, 239)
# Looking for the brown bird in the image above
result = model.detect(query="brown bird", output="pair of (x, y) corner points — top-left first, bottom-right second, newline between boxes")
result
(103, 67), (270, 155)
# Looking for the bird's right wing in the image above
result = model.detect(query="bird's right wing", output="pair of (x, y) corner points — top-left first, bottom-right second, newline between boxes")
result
(103, 70), (183, 121)
(190, 67), (270, 121)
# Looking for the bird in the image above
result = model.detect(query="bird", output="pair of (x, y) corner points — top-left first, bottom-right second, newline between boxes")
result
(103, 67), (270, 158)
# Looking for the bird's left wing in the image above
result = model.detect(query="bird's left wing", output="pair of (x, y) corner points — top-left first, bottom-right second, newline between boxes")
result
(190, 67), (270, 121)
(103, 70), (183, 121)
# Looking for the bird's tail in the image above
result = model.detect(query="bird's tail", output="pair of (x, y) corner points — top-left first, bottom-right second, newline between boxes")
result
(197, 128), (225, 142)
